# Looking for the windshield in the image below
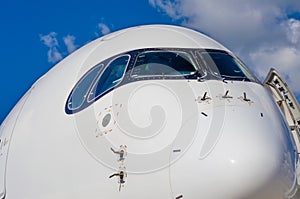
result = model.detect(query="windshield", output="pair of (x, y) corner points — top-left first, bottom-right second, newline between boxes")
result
(88, 55), (130, 102)
(67, 65), (102, 110)
(198, 51), (256, 81)
(66, 48), (259, 114)
(131, 51), (197, 77)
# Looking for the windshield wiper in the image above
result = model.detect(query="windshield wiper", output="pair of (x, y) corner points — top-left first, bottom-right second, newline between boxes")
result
(221, 75), (250, 81)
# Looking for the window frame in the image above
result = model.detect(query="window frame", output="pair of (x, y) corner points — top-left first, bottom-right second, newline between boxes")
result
(65, 48), (260, 115)
(130, 50), (198, 78)
(196, 49), (258, 82)
(66, 64), (103, 111)
(87, 54), (131, 103)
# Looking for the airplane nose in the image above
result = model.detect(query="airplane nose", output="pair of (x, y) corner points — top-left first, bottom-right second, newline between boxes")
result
(170, 106), (297, 199)
(208, 107), (297, 198)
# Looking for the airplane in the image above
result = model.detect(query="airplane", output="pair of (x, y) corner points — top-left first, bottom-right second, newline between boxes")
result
(0, 24), (300, 199)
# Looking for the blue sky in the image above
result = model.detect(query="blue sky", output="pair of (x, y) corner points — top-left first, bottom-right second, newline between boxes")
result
(0, 0), (300, 124)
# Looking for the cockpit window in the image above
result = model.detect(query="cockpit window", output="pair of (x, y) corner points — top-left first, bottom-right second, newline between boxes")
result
(199, 51), (255, 81)
(131, 51), (197, 77)
(67, 64), (102, 110)
(66, 48), (259, 115)
(88, 55), (130, 102)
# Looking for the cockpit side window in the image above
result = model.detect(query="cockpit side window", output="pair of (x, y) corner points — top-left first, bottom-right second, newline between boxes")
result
(131, 51), (197, 77)
(199, 51), (256, 81)
(67, 64), (102, 111)
(88, 55), (130, 102)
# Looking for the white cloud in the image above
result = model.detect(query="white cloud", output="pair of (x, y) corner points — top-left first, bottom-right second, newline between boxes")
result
(46, 47), (63, 64)
(149, 0), (180, 19)
(285, 18), (300, 44)
(149, 0), (300, 96)
(149, 0), (286, 50)
(40, 22), (112, 64)
(40, 33), (78, 63)
(63, 35), (77, 53)
(250, 47), (300, 93)
(98, 23), (111, 35)
(40, 32), (63, 63)
(40, 32), (59, 47)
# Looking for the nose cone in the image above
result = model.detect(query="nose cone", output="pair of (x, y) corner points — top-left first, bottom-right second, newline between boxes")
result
(206, 107), (296, 198)
(170, 106), (297, 199)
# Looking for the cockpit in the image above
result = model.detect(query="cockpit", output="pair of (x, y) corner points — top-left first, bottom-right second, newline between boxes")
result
(65, 48), (258, 114)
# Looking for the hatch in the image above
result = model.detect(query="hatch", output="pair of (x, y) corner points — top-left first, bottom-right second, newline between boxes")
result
(264, 68), (300, 151)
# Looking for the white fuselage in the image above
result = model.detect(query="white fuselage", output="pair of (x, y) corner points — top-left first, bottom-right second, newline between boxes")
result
(0, 25), (298, 199)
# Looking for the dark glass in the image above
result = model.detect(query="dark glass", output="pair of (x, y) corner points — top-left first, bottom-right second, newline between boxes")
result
(200, 51), (254, 81)
(131, 51), (197, 77)
(68, 65), (102, 110)
(88, 55), (130, 101)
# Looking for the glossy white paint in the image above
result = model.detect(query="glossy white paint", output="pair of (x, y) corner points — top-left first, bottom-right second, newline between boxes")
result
(0, 25), (299, 199)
